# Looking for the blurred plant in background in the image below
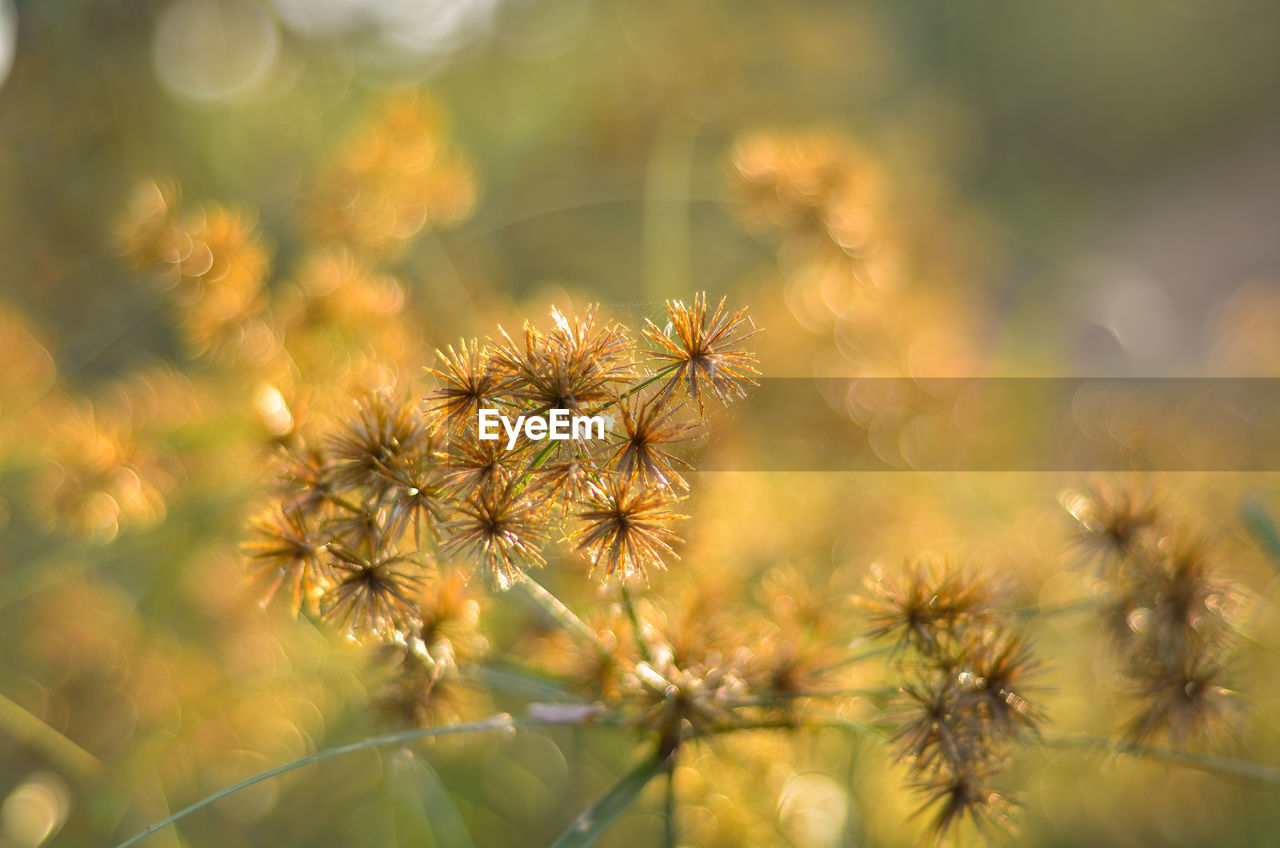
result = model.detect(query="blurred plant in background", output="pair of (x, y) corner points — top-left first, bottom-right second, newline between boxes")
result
(4, 1), (1280, 847)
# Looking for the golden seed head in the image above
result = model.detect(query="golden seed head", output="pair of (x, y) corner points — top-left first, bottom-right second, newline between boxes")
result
(607, 395), (694, 491)
(321, 539), (429, 638)
(243, 507), (332, 615)
(442, 483), (549, 590)
(645, 293), (760, 412)
(426, 339), (499, 433)
(572, 477), (687, 581)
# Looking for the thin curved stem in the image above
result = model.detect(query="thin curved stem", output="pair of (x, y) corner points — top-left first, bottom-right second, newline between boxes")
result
(1008, 594), (1105, 619)
(594, 364), (681, 414)
(809, 643), (895, 677)
(725, 686), (896, 707)
(663, 751), (678, 848)
(620, 582), (655, 665)
(518, 574), (608, 652)
(0, 692), (101, 780)
(695, 714), (888, 741)
(1041, 731), (1280, 785)
(113, 713), (580, 848)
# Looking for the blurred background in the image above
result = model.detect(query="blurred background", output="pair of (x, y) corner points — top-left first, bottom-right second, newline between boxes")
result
(3, 0), (1280, 846)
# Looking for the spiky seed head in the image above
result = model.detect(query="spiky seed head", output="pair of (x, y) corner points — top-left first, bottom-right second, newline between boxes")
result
(644, 293), (760, 411)
(572, 478), (687, 581)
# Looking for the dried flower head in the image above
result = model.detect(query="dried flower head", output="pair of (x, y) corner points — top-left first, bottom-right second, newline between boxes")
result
(571, 478), (686, 581)
(442, 483), (548, 589)
(861, 560), (996, 654)
(892, 675), (976, 776)
(1125, 652), (1238, 744)
(528, 442), (599, 514)
(381, 445), (448, 546)
(426, 339), (499, 433)
(1141, 534), (1237, 660)
(1064, 480), (1245, 750)
(321, 539), (428, 637)
(441, 428), (520, 498)
(645, 293), (760, 411)
(244, 507), (331, 613)
(310, 92), (476, 253)
(730, 129), (897, 289)
(274, 445), (335, 518)
(327, 502), (386, 552)
(867, 553), (1043, 841)
(371, 638), (488, 729)
(489, 314), (631, 412)
(607, 396), (694, 490)
(624, 651), (748, 756)
(546, 305), (636, 385)
(912, 770), (1018, 840)
(964, 632), (1044, 735)
(328, 391), (427, 492)
(415, 569), (484, 661)
(32, 401), (174, 542)
(1061, 481), (1159, 571)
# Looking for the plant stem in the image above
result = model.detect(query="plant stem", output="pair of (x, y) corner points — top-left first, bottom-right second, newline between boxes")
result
(323, 493), (365, 514)
(1242, 499), (1280, 574)
(664, 752), (678, 848)
(696, 714), (888, 741)
(548, 748), (669, 848)
(1008, 594), (1105, 619)
(510, 439), (559, 495)
(114, 713), (567, 848)
(809, 643), (895, 676)
(621, 581), (655, 664)
(726, 686), (896, 707)
(597, 364), (681, 413)
(0, 692), (101, 780)
(1041, 731), (1280, 785)
(518, 574), (608, 652)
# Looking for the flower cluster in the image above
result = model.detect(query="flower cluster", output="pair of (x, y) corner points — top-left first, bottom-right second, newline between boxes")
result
(1063, 481), (1244, 743)
(861, 560), (1043, 839)
(245, 294), (759, 641)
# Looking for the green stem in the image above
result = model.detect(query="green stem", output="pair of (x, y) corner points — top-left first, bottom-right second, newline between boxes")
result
(1010, 590), (1280, 658)
(1242, 499), (1280, 574)
(663, 752), (678, 848)
(695, 714), (887, 741)
(469, 662), (587, 702)
(1008, 594), (1105, 620)
(809, 643), (896, 677)
(0, 692), (101, 780)
(509, 438), (558, 495)
(323, 493), (365, 514)
(518, 574), (607, 652)
(548, 748), (669, 848)
(1041, 732), (1280, 784)
(727, 686), (895, 707)
(114, 714), (563, 848)
(620, 582), (655, 665)
(594, 364), (681, 414)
